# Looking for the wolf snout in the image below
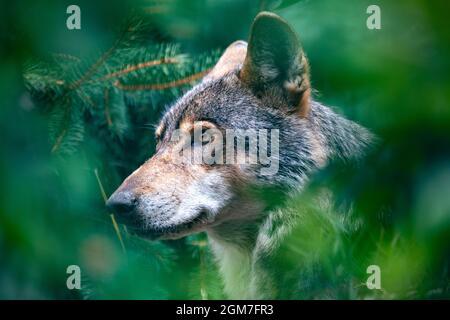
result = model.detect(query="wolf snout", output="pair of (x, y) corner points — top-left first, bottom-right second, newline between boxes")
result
(106, 190), (137, 224)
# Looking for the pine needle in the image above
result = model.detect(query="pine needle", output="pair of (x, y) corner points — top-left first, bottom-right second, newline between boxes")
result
(113, 68), (211, 91)
(51, 129), (67, 153)
(104, 88), (113, 127)
(99, 57), (179, 81)
(94, 168), (127, 255)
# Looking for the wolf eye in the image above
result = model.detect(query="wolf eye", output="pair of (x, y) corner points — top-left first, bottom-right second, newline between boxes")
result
(201, 130), (213, 145)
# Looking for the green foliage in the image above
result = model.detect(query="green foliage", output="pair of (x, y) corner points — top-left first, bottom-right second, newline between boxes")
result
(23, 18), (220, 157)
(12, 8), (223, 299)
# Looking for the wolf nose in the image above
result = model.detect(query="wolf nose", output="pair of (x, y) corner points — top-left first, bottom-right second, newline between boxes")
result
(106, 191), (136, 217)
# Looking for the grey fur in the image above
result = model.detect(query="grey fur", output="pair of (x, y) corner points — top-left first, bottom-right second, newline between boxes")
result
(107, 12), (375, 299)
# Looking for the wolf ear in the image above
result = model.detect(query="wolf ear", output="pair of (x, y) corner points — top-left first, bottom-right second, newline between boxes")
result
(203, 40), (248, 82)
(240, 12), (311, 117)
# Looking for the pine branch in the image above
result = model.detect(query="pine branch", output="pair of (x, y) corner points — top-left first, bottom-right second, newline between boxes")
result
(24, 13), (220, 156)
(51, 128), (67, 153)
(48, 97), (85, 154)
(98, 57), (180, 81)
(67, 16), (152, 90)
(113, 68), (211, 91)
(68, 39), (123, 90)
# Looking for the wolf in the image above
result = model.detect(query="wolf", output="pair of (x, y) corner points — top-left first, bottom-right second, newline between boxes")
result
(106, 12), (374, 299)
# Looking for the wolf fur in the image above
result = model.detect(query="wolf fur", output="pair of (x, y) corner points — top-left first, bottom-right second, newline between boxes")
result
(107, 12), (374, 299)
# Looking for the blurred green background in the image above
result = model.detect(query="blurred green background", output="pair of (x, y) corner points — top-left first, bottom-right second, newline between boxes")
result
(0, 0), (449, 299)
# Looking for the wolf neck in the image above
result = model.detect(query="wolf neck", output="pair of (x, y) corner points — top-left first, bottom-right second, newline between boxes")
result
(207, 101), (374, 299)
(207, 207), (285, 299)
(207, 232), (255, 299)
(205, 195), (264, 297)
(207, 212), (269, 298)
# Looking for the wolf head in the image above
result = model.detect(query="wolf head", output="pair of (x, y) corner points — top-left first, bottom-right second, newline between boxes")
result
(106, 12), (372, 241)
